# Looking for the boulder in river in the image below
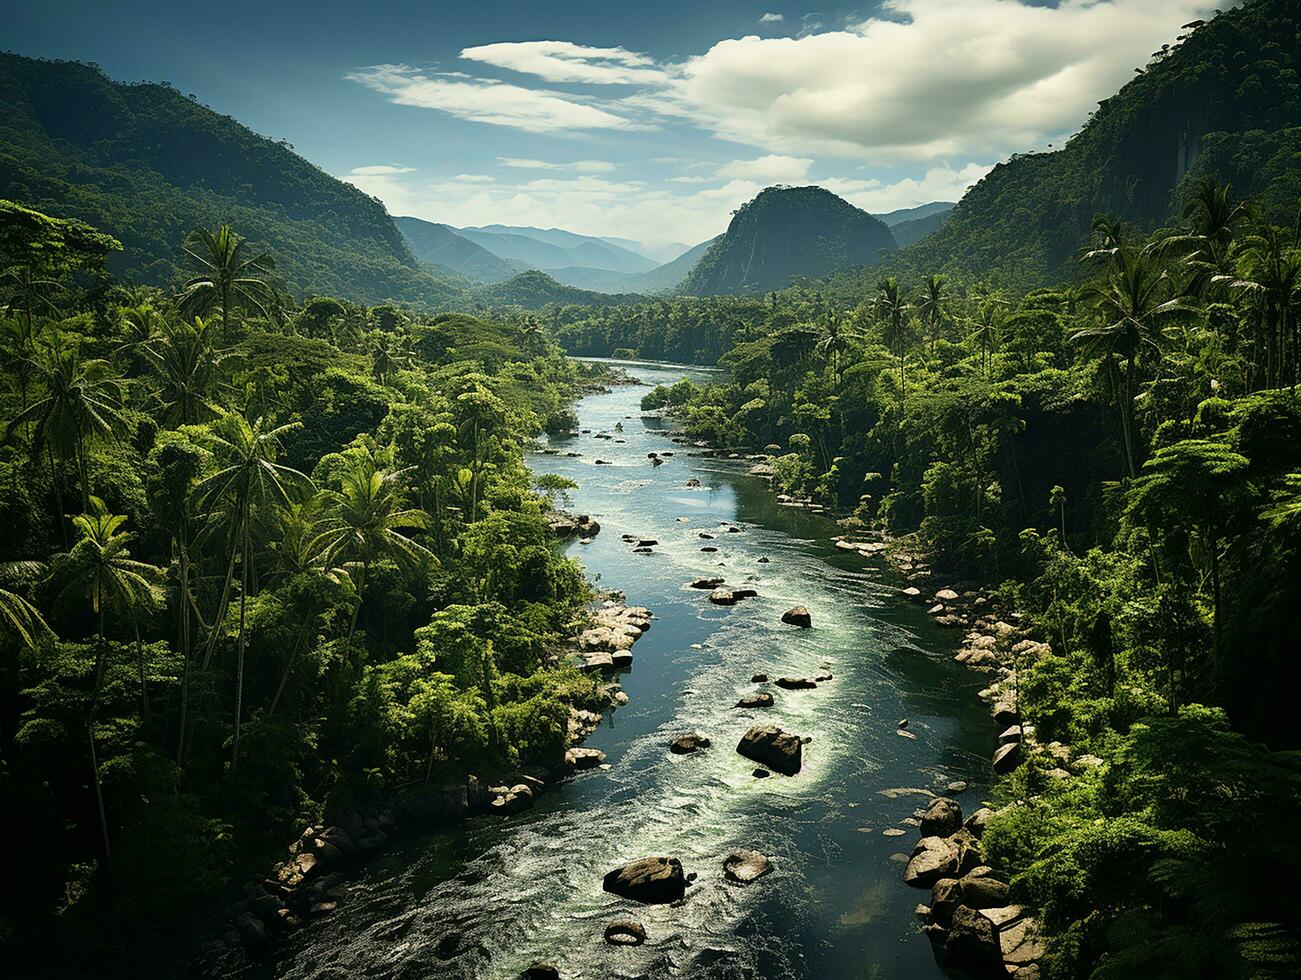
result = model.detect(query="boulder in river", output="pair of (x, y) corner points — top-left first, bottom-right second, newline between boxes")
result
(670, 733), (711, 755)
(723, 849), (773, 884)
(736, 724), (803, 775)
(602, 856), (686, 904)
(523, 963), (560, 979)
(945, 904), (1003, 970)
(965, 807), (993, 837)
(564, 747), (607, 771)
(736, 692), (775, 709)
(781, 606), (812, 628)
(774, 676), (817, 690)
(603, 919), (647, 946)
(750, 673), (768, 683)
(709, 589), (738, 605)
(919, 797), (963, 837)
(903, 830), (981, 887)
(691, 577), (725, 589)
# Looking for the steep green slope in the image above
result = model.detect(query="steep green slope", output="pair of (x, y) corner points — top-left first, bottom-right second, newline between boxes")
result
(470, 270), (647, 309)
(395, 215), (520, 282)
(891, 0), (1301, 288)
(547, 236), (719, 294)
(890, 209), (953, 248)
(0, 52), (461, 306)
(681, 186), (896, 296)
(874, 202), (955, 227)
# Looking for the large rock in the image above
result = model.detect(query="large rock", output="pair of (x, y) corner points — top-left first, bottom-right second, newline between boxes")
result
(669, 733), (711, 755)
(602, 857), (686, 904)
(603, 920), (647, 946)
(964, 807), (994, 838)
(736, 692), (774, 709)
(998, 914), (1045, 967)
(709, 589), (738, 606)
(736, 724), (803, 775)
(920, 797), (963, 837)
(992, 741), (1021, 774)
(781, 606), (812, 628)
(723, 849), (773, 884)
(564, 747), (607, 771)
(903, 830), (981, 888)
(945, 904), (1003, 969)
(523, 963), (560, 980)
(691, 577), (725, 589)
(959, 870), (1010, 909)
(774, 676), (817, 690)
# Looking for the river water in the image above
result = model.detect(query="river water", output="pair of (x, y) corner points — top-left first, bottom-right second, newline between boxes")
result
(255, 360), (992, 980)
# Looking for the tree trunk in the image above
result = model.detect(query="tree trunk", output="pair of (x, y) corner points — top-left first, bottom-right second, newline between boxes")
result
(268, 616), (311, 717)
(176, 527), (191, 764)
(231, 507), (250, 772)
(90, 607), (112, 865)
(1122, 351), (1138, 479)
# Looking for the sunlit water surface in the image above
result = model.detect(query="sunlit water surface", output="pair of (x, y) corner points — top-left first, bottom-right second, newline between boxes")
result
(248, 360), (991, 980)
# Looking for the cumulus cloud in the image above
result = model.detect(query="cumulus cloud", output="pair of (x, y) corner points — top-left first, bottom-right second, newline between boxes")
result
(759, 12), (784, 23)
(715, 154), (813, 182)
(460, 40), (668, 85)
(658, 0), (1212, 160)
(499, 157), (616, 173)
(349, 164), (415, 176)
(344, 64), (645, 133)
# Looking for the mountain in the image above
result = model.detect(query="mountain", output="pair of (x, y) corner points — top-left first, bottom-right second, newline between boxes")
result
(394, 216), (521, 282)
(0, 52), (460, 306)
(457, 225), (657, 274)
(891, 0), (1301, 288)
(468, 269), (647, 309)
(545, 236), (719, 294)
(681, 186), (897, 296)
(890, 209), (954, 248)
(874, 202), (955, 227)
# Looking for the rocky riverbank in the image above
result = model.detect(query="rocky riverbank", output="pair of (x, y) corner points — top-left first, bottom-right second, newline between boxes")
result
(196, 585), (653, 965)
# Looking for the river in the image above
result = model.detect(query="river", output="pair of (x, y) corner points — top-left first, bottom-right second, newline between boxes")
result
(254, 360), (993, 980)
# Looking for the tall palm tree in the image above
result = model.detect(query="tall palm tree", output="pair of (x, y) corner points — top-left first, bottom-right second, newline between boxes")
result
(1167, 181), (1251, 299)
(311, 458), (434, 646)
(140, 316), (231, 424)
(6, 338), (127, 514)
(814, 312), (858, 383)
(194, 412), (310, 770)
(370, 332), (412, 385)
(51, 498), (163, 863)
(177, 226), (277, 338)
(968, 299), (1005, 377)
(1218, 226), (1301, 390)
(915, 274), (948, 353)
(1073, 249), (1191, 478)
(0, 263), (64, 331)
(874, 277), (912, 396)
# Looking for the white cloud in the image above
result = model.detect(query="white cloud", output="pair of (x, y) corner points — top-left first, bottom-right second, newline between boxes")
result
(499, 157), (561, 169)
(460, 40), (669, 85)
(715, 154), (813, 183)
(829, 162), (992, 212)
(499, 157), (616, 173)
(451, 174), (496, 183)
(759, 12), (784, 23)
(655, 0), (1212, 161)
(345, 63), (646, 133)
(667, 175), (712, 184)
(349, 164), (415, 176)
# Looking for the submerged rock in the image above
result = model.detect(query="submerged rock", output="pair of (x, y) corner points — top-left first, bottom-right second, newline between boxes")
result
(736, 723), (803, 775)
(603, 919), (647, 946)
(723, 849), (773, 884)
(774, 676), (817, 690)
(602, 856), (686, 904)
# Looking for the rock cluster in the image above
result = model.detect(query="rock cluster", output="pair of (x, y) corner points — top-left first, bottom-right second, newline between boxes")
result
(905, 796), (1045, 978)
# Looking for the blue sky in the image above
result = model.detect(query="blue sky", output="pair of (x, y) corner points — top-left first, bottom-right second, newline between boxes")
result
(4, 0), (1213, 253)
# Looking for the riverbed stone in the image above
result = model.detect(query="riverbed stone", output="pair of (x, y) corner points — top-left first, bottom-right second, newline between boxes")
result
(564, 747), (607, 771)
(736, 692), (774, 709)
(603, 919), (647, 946)
(736, 724), (803, 775)
(919, 797), (963, 837)
(774, 676), (817, 690)
(945, 904), (1003, 969)
(670, 733), (711, 754)
(781, 606), (812, 628)
(992, 741), (1021, 774)
(602, 856), (686, 904)
(723, 849), (773, 883)
(709, 589), (738, 605)
(691, 577), (725, 589)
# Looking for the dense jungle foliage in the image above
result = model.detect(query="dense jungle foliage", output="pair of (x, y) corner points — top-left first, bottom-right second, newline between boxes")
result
(631, 182), (1301, 977)
(0, 199), (609, 963)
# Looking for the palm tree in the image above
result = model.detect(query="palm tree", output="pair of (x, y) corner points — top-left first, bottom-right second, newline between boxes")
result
(1218, 226), (1301, 390)
(177, 226), (277, 338)
(194, 412), (310, 770)
(311, 458), (434, 646)
(814, 312), (858, 383)
(0, 561), (54, 650)
(968, 299), (1005, 377)
(6, 338), (127, 515)
(1073, 249), (1191, 478)
(0, 263), (64, 331)
(518, 316), (546, 356)
(915, 274), (948, 353)
(370, 332), (412, 385)
(51, 498), (163, 863)
(140, 316), (231, 424)
(1166, 181), (1252, 299)
(874, 277), (912, 395)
